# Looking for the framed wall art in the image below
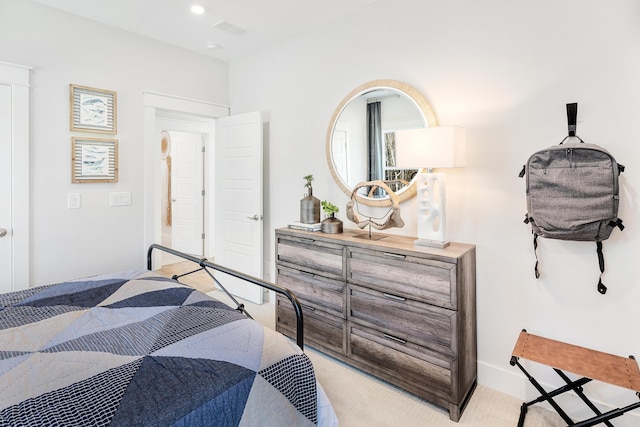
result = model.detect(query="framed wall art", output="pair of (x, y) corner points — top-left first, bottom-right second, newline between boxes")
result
(72, 137), (118, 183)
(70, 84), (117, 134)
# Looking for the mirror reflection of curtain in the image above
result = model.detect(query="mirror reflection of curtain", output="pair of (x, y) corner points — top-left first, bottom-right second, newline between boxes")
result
(367, 101), (384, 197)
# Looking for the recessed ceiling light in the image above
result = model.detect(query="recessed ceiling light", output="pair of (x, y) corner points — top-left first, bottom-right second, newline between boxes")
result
(191, 5), (205, 14)
(205, 42), (222, 50)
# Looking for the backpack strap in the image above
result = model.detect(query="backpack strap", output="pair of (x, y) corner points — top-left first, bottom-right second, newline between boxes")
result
(567, 102), (577, 137)
(533, 234), (540, 279)
(526, 220), (615, 293)
(609, 218), (624, 231)
(596, 241), (607, 294)
(596, 220), (624, 295)
(524, 215), (541, 279)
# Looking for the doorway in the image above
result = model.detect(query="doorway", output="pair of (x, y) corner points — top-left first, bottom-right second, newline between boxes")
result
(143, 92), (264, 304)
(159, 129), (205, 263)
(156, 115), (212, 267)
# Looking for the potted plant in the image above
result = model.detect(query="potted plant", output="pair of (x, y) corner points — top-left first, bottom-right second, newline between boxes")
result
(300, 174), (320, 224)
(321, 200), (343, 234)
(303, 174), (314, 194)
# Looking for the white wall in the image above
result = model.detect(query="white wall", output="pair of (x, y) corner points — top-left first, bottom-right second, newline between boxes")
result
(0, 0), (228, 284)
(229, 0), (640, 419)
(2, 0), (639, 419)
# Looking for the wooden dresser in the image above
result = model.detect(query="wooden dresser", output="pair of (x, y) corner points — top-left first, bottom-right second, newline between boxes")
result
(274, 227), (477, 422)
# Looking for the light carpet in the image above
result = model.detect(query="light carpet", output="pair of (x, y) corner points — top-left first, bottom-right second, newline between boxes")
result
(205, 289), (565, 426)
(306, 346), (563, 426)
(157, 263), (564, 426)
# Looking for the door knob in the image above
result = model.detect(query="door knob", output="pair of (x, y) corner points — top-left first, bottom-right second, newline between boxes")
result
(0, 228), (7, 238)
(247, 215), (262, 221)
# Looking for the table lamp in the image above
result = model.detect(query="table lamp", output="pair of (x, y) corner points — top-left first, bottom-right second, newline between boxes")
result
(395, 126), (466, 248)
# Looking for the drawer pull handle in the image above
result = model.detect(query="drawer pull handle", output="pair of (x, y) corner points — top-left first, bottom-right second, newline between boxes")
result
(300, 304), (316, 312)
(299, 271), (316, 278)
(300, 238), (316, 243)
(383, 293), (406, 302)
(383, 333), (407, 345)
(383, 252), (406, 259)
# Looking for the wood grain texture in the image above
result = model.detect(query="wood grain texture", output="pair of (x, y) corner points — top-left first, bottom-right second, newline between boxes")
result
(350, 325), (452, 394)
(277, 298), (346, 355)
(275, 228), (477, 422)
(350, 284), (456, 355)
(276, 234), (345, 280)
(277, 265), (345, 317)
(349, 247), (456, 309)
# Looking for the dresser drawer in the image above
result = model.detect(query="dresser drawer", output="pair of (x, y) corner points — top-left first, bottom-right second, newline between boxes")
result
(350, 284), (456, 356)
(277, 265), (345, 318)
(277, 296), (345, 355)
(349, 324), (452, 400)
(276, 234), (345, 280)
(348, 247), (457, 309)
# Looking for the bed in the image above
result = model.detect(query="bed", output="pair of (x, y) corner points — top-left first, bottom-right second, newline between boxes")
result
(0, 245), (338, 426)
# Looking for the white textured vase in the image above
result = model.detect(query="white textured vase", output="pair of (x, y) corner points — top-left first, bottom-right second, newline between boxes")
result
(415, 172), (448, 248)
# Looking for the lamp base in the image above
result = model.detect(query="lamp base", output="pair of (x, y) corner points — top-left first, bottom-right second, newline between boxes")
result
(414, 238), (450, 249)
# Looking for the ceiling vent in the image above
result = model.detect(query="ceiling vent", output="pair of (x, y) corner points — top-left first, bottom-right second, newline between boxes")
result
(211, 20), (248, 37)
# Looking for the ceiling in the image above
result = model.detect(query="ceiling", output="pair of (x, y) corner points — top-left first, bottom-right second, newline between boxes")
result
(33, 0), (379, 62)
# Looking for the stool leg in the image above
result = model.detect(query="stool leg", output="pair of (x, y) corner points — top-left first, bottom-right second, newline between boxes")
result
(572, 400), (640, 427)
(513, 358), (575, 425)
(517, 403), (528, 427)
(554, 369), (614, 427)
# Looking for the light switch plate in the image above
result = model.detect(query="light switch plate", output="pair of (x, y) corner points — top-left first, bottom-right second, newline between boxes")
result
(67, 193), (81, 209)
(109, 191), (132, 207)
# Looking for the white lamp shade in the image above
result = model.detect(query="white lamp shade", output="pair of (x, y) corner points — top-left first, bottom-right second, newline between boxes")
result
(395, 126), (466, 169)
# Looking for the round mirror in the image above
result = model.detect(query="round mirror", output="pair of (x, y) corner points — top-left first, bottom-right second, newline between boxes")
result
(326, 80), (437, 207)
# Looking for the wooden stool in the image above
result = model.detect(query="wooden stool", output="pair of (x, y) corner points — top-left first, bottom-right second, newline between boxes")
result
(510, 330), (640, 427)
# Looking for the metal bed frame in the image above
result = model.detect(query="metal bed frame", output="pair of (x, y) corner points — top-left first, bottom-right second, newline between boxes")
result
(147, 244), (304, 350)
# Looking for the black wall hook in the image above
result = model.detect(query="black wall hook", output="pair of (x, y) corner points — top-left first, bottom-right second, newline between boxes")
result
(566, 102), (577, 137)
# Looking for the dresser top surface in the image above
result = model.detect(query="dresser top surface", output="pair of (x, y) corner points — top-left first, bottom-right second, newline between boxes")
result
(276, 227), (475, 260)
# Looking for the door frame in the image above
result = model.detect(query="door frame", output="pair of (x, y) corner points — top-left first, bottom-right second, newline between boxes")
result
(0, 61), (30, 290)
(143, 91), (229, 269)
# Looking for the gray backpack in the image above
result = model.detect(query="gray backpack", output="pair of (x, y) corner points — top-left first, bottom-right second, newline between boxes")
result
(519, 137), (625, 294)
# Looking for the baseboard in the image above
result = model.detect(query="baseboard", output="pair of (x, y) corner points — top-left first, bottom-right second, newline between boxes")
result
(262, 260), (272, 282)
(479, 361), (640, 426)
(478, 360), (524, 398)
(263, 260), (274, 303)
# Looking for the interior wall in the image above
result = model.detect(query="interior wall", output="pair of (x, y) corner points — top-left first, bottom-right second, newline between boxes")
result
(228, 0), (640, 416)
(0, 0), (229, 284)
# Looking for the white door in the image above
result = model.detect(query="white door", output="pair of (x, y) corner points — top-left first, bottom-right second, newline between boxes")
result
(0, 62), (29, 293)
(170, 131), (204, 256)
(155, 115), (212, 266)
(0, 84), (12, 292)
(214, 111), (263, 304)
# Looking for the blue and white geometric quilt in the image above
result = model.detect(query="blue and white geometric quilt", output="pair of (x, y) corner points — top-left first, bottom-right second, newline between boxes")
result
(0, 271), (318, 426)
